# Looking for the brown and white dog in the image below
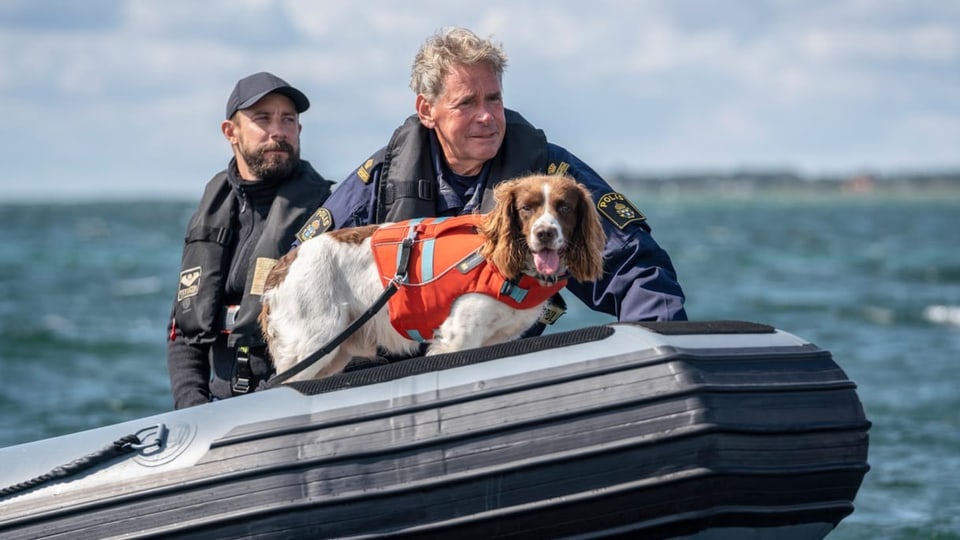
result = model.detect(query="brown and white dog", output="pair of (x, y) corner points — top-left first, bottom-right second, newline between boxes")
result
(259, 173), (606, 382)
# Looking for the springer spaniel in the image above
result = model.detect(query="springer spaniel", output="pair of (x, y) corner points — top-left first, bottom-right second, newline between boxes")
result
(259, 173), (606, 382)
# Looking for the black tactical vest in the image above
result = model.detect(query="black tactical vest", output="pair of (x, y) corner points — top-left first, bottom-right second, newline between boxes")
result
(174, 160), (332, 351)
(374, 109), (549, 221)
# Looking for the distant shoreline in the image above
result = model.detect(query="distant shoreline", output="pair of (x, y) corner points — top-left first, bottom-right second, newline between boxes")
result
(610, 170), (960, 197)
(5, 170), (959, 205)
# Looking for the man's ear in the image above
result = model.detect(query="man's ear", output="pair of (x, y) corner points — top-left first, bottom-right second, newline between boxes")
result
(221, 119), (238, 143)
(415, 94), (435, 128)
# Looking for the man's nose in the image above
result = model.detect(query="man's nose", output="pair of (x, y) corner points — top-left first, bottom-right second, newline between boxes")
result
(268, 121), (288, 139)
(476, 104), (495, 122)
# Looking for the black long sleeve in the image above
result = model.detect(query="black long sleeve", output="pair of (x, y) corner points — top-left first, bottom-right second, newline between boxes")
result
(166, 334), (211, 409)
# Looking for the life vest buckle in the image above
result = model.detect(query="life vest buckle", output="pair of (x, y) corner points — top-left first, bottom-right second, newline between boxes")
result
(233, 346), (252, 394)
(221, 305), (240, 334)
(392, 223), (423, 285)
(499, 279), (529, 303)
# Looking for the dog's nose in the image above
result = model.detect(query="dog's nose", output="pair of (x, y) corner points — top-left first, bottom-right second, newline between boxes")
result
(535, 226), (558, 245)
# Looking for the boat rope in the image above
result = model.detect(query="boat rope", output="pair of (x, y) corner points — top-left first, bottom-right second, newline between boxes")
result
(0, 434), (139, 499)
(266, 228), (418, 388)
(0, 424), (167, 500)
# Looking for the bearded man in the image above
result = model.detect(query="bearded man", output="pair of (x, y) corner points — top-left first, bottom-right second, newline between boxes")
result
(166, 72), (333, 408)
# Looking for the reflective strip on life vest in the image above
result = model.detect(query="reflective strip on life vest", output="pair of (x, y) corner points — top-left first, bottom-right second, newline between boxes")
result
(417, 216), (449, 282)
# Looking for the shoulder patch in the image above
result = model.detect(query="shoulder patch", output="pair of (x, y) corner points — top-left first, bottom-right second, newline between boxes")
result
(296, 207), (334, 243)
(596, 192), (647, 229)
(546, 161), (571, 176)
(177, 266), (201, 302)
(357, 158), (375, 184)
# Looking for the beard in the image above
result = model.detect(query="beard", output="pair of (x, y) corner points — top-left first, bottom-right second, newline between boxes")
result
(239, 139), (300, 182)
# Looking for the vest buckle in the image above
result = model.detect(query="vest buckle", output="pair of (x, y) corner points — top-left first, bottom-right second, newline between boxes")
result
(233, 346), (252, 394)
(221, 304), (240, 334)
(417, 179), (434, 200)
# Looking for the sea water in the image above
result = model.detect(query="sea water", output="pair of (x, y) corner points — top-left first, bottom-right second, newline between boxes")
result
(1, 193), (958, 539)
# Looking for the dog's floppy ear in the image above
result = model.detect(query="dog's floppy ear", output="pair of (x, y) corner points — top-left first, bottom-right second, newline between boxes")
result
(480, 178), (526, 279)
(565, 181), (606, 282)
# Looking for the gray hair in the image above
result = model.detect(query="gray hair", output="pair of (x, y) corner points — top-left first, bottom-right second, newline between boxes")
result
(409, 27), (508, 102)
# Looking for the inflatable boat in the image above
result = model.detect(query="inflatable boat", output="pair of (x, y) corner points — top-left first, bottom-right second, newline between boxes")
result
(0, 321), (870, 539)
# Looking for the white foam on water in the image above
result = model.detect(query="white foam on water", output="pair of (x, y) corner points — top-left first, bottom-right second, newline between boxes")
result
(922, 304), (960, 327)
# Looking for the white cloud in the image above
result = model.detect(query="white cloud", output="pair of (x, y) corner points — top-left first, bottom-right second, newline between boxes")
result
(0, 0), (957, 200)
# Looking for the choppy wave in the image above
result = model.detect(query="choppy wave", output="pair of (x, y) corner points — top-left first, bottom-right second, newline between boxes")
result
(1, 196), (959, 539)
(922, 304), (960, 327)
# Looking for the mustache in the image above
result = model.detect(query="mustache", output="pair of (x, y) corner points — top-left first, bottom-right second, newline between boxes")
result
(260, 140), (296, 154)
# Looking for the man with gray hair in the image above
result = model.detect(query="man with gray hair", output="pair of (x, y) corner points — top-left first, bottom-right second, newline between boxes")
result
(318, 27), (686, 332)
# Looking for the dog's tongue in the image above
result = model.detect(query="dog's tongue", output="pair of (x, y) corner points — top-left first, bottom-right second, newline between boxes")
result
(534, 250), (561, 275)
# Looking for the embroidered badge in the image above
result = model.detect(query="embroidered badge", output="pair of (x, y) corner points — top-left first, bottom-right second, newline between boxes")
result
(596, 192), (647, 229)
(357, 158), (375, 184)
(547, 161), (571, 176)
(250, 257), (277, 296)
(177, 266), (201, 302)
(296, 207), (333, 243)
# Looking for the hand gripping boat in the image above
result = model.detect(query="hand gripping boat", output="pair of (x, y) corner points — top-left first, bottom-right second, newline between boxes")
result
(0, 321), (870, 539)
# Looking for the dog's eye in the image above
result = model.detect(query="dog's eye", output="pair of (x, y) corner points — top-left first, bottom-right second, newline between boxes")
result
(556, 202), (571, 214)
(518, 204), (533, 214)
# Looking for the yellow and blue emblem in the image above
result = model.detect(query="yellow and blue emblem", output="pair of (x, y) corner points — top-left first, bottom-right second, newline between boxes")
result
(296, 207), (333, 243)
(596, 192), (646, 229)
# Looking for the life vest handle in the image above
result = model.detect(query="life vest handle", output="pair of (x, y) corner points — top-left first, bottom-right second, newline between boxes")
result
(392, 223), (419, 284)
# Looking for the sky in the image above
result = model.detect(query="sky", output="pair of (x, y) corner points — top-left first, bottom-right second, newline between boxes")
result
(1, 0), (958, 201)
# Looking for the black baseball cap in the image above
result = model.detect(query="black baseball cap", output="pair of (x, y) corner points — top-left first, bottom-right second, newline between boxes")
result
(225, 72), (310, 119)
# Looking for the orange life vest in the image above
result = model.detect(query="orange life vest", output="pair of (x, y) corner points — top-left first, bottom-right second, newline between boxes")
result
(371, 215), (567, 341)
